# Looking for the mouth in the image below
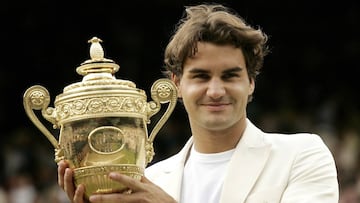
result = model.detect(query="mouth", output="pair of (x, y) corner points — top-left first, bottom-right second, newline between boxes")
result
(201, 103), (230, 111)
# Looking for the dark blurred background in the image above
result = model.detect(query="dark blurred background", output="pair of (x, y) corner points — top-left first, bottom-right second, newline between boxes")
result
(1, 0), (359, 202)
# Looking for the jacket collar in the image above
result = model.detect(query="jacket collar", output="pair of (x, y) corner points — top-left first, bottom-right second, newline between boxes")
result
(160, 119), (271, 202)
(158, 137), (193, 200)
(219, 119), (271, 203)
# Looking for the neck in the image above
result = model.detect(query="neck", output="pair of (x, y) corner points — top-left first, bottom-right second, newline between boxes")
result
(190, 119), (247, 153)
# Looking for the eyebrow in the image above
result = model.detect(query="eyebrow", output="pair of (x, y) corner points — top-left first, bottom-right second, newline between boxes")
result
(223, 67), (243, 74)
(188, 68), (208, 74)
(188, 66), (243, 74)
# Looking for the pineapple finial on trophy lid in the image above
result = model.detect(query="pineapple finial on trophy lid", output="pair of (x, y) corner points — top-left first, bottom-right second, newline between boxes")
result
(76, 36), (120, 81)
(88, 37), (104, 60)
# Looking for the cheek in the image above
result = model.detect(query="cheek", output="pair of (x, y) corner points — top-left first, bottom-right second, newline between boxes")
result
(177, 80), (187, 98)
(178, 85), (188, 98)
(231, 85), (252, 101)
(178, 83), (200, 99)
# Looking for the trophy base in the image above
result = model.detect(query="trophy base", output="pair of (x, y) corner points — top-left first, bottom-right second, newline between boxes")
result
(73, 164), (144, 198)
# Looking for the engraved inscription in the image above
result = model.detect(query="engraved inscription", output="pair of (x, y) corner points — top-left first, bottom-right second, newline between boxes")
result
(88, 126), (125, 154)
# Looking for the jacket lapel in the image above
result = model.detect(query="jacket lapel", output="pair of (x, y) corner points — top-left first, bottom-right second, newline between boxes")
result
(155, 120), (271, 203)
(220, 119), (271, 203)
(158, 138), (193, 201)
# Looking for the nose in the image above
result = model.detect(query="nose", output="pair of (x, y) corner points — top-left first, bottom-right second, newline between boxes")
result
(206, 78), (225, 99)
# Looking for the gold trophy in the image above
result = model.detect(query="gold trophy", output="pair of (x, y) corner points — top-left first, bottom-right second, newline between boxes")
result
(23, 37), (177, 198)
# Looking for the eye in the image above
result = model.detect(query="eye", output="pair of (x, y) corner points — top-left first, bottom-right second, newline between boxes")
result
(221, 67), (243, 80)
(192, 73), (210, 80)
(222, 72), (240, 80)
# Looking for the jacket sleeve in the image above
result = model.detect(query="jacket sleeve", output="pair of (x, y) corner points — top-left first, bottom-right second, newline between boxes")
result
(280, 134), (339, 203)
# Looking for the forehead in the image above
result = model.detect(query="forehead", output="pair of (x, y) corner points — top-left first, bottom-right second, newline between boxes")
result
(183, 42), (246, 71)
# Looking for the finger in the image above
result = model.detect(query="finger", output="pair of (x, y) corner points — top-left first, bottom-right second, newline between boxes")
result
(73, 184), (86, 203)
(140, 175), (152, 184)
(64, 168), (76, 199)
(57, 160), (68, 189)
(89, 192), (137, 203)
(108, 172), (144, 192)
(89, 193), (115, 203)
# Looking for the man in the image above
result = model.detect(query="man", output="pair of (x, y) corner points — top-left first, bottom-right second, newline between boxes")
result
(58, 3), (339, 203)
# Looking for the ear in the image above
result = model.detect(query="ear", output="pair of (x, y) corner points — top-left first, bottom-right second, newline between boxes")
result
(171, 73), (182, 98)
(249, 78), (255, 95)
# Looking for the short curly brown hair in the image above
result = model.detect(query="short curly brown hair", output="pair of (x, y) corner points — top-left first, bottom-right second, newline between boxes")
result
(163, 4), (269, 84)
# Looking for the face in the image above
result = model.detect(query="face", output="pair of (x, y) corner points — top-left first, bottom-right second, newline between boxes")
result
(174, 42), (254, 132)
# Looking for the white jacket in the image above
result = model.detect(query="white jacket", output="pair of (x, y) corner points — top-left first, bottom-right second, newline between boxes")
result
(145, 119), (339, 203)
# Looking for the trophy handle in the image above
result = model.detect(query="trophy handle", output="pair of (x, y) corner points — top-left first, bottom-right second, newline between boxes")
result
(148, 78), (178, 142)
(23, 85), (59, 149)
(145, 79), (177, 163)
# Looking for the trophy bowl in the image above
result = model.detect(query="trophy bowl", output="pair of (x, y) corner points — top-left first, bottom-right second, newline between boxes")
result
(23, 37), (177, 198)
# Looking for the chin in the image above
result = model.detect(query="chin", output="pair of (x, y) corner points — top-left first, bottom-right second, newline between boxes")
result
(204, 120), (233, 130)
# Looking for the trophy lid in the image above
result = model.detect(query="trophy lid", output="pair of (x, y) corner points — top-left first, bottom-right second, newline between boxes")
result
(53, 37), (148, 124)
(63, 37), (136, 93)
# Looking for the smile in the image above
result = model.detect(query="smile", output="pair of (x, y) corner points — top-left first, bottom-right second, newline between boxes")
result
(201, 103), (230, 111)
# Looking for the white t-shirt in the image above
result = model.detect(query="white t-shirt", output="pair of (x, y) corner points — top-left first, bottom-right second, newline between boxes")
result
(180, 146), (235, 203)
